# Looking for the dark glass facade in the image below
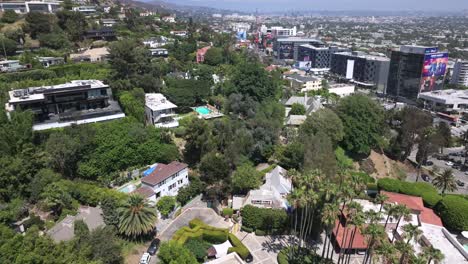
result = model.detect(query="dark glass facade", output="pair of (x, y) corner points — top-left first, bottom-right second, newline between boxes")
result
(386, 51), (425, 101)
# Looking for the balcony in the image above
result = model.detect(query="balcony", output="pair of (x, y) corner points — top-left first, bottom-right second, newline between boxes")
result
(155, 120), (179, 128)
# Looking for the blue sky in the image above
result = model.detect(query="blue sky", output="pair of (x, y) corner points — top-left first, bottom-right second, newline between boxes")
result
(154, 0), (467, 12)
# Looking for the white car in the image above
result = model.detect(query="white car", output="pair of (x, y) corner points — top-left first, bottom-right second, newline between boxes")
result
(140, 253), (151, 264)
(445, 161), (454, 166)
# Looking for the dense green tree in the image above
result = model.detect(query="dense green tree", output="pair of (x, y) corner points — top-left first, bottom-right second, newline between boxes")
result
(24, 12), (57, 38)
(118, 88), (145, 123)
(184, 118), (213, 165)
(289, 103), (306, 115)
(276, 142), (305, 170)
(1, 10), (19, 23)
(40, 182), (74, 217)
(176, 176), (205, 205)
(56, 10), (88, 42)
(108, 39), (151, 81)
(74, 219), (90, 239)
(38, 33), (71, 49)
(300, 108), (344, 145)
(199, 152), (230, 184)
(118, 195), (157, 238)
(158, 241), (198, 264)
(203, 47), (223, 66)
(164, 78), (211, 112)
(87, 227), (124, 264)
(0, 37), (18, 56)
(101, 197), (120, 227)
(0, 111), (33, 156)
(303, 132), (337, 178)
(228, 61), (279, 101)
(45, 132), (80, 177)
(336, 95), (386, 156)
(28, 169), (61, 203)
(156, 196), (176, 217)
(231, 163), (263, 194)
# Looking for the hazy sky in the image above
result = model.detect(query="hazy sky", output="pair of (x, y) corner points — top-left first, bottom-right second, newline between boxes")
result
(158, 0), (468, 12)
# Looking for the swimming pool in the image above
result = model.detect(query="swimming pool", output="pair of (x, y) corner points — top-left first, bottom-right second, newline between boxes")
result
(195, 106), (212, 115)
(118, 184), (136, 193)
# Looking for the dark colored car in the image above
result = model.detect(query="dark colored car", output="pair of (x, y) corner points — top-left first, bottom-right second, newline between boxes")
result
(147, 239), (160, 255)
(457, 180), (465, 187)
(423, 161), (434, 166)
(421, 174), (430, 182)
(453, 164), (462, 170)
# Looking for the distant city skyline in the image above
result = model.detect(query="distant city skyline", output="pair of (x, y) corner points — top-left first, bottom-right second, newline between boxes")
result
(146, 0), (467, 12)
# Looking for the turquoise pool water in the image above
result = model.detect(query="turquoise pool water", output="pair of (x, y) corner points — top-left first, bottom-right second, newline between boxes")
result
(195, 106), (212, 115)
(118, 184), (136, 193)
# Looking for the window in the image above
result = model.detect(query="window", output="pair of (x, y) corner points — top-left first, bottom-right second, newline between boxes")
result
(178, 179), (183, 185)
(168, 183), (177, 190)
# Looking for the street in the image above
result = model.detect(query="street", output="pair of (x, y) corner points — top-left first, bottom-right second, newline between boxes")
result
(407, 147), (468, 194)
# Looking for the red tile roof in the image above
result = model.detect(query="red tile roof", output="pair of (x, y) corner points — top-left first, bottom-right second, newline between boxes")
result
(131, 186), (154, 198)
(332, 220), (367, 250)
(381, 191), (443, 226)
(141, 161), (188, 186)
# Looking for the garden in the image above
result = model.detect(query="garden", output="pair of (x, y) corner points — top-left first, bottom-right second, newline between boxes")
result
(171, 218), (252, 263)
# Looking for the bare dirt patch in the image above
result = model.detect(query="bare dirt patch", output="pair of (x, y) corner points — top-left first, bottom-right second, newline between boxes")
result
(364, 150), (416, 180)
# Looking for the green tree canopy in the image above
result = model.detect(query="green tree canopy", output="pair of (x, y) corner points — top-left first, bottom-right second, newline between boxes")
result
(156, 196), (176, 217)
(158, 241), (198, 264)
(337, 94), (386, 156)
(289, 103), (306, 115)
(231, 163), (263, 194)
(300, 108), (344, 145)
(118, 195), (157, 238)
(1, 10), (19, 23)
(203, 47), (223, 66)
(24, 12), (57, 38)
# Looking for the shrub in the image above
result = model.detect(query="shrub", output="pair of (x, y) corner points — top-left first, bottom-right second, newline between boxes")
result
(435, 195), (468, 231)
(185, 238), (211, 261)
(222, 208), (234, 217)
(23, 215), (45, 230)
(172, 218), (229, 245)
(255, 229), (266, 236)
(157, 196), (176, 217)
(203, 229), (228, 244)
(227, 233), (251, 260)
(241, 205), (288, 231)
(241, 226), (253, 233)
(378, 178), (402, 192)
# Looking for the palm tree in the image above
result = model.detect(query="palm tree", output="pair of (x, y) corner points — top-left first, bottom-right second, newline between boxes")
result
(374, 193), (389, 213)
(432, 169), (458, 194)
(361, 222), (386, 264)
(395, 240), (414, 264)
(383, 203), (397, 229)
(422, 245), (445, 264)
(410, 255), (429, 264)
(344, 210), (365, 264)
(118, 194), (158, 238)
(321, 203), (340, 260)
(374, 241), (397, 264)
(391, 204), (411, 242)
(402, 224), (422, 245)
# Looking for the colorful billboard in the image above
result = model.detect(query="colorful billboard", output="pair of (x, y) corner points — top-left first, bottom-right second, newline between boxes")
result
(419, 52), (448, 93)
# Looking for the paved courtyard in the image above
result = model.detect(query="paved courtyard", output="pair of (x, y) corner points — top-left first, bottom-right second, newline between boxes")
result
(234, 231), (291, 264)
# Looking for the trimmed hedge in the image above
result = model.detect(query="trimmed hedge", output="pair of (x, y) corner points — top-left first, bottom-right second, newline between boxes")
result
(241, 205), (288, 231)
(435, 195), (468, 231)
(377, 178), (401, 193)
(255, 229), (266, 236)
(222, 208), (234, 217)
(377, 178), (442, 208)
(227, 233), (251, 260)
(241, 226), (253, 233)
(172, 218), (228, 245)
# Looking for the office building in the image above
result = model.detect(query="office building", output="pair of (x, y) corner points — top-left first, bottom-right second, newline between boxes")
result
(260, 25), (297, 38)
(145, 93), (178, 128)
(387, 46), (449, 101)
(451, 60), (468, 86)
(5, 80), (124, 130)
(330, 51), (390, 92)
(298, 45), (350, 69)
(274, 37), (324, 60)
(0, 1), (61, 13)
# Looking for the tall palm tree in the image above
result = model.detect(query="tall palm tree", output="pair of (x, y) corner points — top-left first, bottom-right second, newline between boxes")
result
(422, 245), (445, 264)
(361, 222), (386, 264)
(118, 194), (158, 238)
(374, 193), (389, 213)
(383, 203), (397, 229)
(321, 203), (340, 260)
(402, 224), (423, 246)
(345, 210), (365, 264)
(374, 241), (397, 264)
(391, 204), (411, 242)
(432, 168), (458, 194)
(395, 240), (414, 264)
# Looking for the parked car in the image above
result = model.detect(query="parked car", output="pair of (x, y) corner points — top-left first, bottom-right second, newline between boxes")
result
(139, 253), (151, 264)
(423, 161), (434, 166)
(453, 164), (461, 170)
(421, 174), (431, 182)
(456, 180), (465, 187)
(147, 238), (160, 255)
(449, 152), (458, 156)
(445, 161), (454, 166)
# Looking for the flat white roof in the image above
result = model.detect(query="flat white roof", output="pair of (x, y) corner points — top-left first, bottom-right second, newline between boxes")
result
(33, 113), (125, 131)
(417, 224), (467, 264)
(418, 89), (468, 105)
(145, 93), (177, 111)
